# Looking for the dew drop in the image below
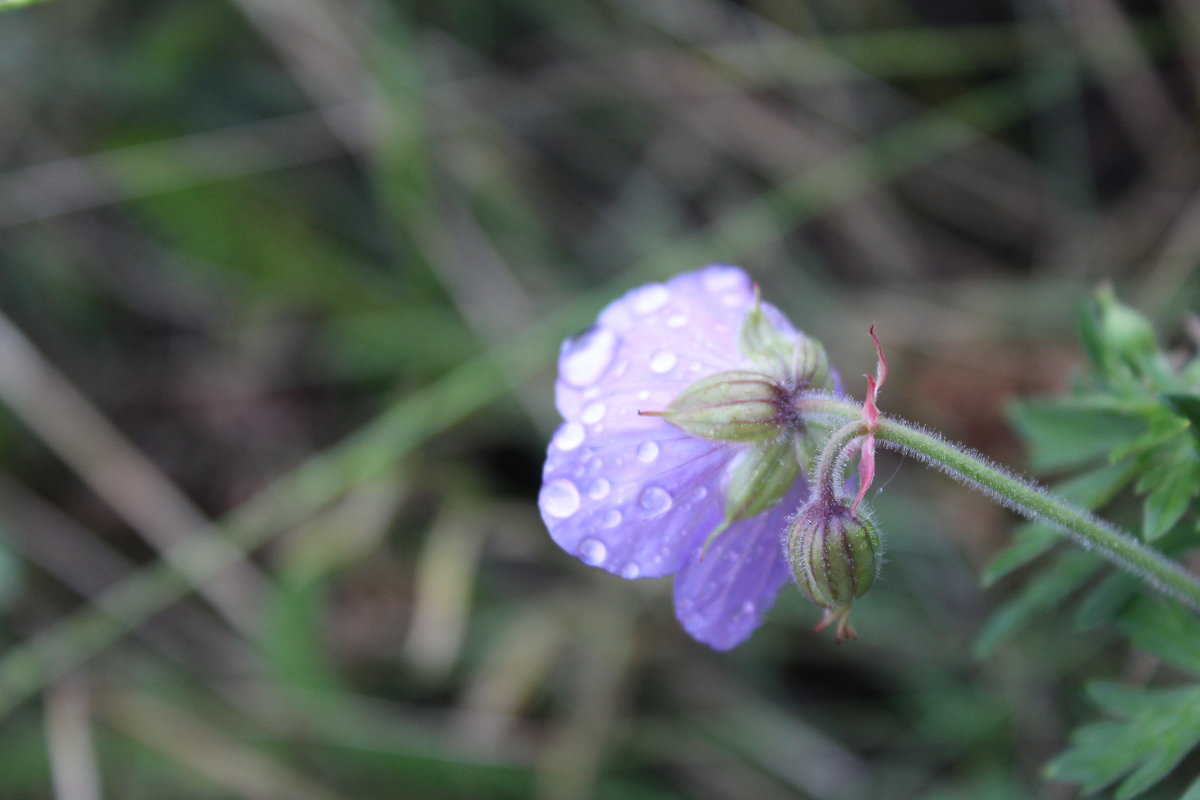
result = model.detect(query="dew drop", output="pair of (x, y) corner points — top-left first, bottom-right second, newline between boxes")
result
(587, 478), (611, 500)
(581, 402), (607, 424)
(540, 479), (580, 518)
(620, 562), (641, 579)
(667, 313), (688, 328)
(579, 537), (608, 566)
(554, 423), (585, 451)
(691, 486), (708, 501)
(649, 351), (677, 374)
(602, 509), (623, 528)
(636, 441), (659, 463)
(637, 390), (650, 401)
(638, 486), (673, 518)
(632, 284), (670, 313)
(561, 327), (617, 388)
(703, 267), (745, 293)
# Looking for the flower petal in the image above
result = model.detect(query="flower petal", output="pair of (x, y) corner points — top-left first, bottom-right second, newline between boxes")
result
(544, 266), (769, 578)
(540, 420), (733, 578)
(672, 479), (808, 650)
(555, 265), (782, 422)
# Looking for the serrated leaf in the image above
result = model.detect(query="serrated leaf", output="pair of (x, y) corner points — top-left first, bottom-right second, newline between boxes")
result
(1162, 393), (1200, 444)
(1047, 682), (1200, 799)
(1121, 599), (1200, 675)
(982, 523), (1058, 587)
(1074, 572), (1138, 631)
(1142, 466), (1199, 540)
(1008, 401), (1147, 472)
(975, 551), (1100, 657)
(1111, 410), (1189, 461)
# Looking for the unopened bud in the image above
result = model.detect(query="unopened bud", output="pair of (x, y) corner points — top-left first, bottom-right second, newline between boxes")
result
(1094, 285), (1159, 376)
(652, 370), (791, 442)
(740, 295), (833, 391)
(785, 499), (882, 640)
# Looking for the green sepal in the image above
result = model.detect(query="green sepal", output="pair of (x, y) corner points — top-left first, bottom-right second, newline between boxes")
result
(723, 436), (802, 523)
(653, 369), (786, 442)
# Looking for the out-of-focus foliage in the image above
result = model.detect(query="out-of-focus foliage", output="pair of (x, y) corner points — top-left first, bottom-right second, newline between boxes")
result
(998, 293), (1200, 797)
(1, 0), (1199, 798)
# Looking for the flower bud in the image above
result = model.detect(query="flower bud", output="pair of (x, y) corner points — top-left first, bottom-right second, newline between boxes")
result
(785, 498), (882, 640)
(653, 370), (791, 442)
(1093, 285), (1160, 377)
(739, 297), (833, 391)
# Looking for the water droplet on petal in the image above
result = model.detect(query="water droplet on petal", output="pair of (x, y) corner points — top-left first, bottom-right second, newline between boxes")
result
(554, 423), (585, 451)
(540, 479), (580, 518)
(620, 562), (641, 579)
(560, 327), (617, 388)
(579, 537), (608, 566)
(692, 486), (708, 501)
(637, 390), (649, 401)
(602, 509), (622, 528)
(636, 441), (659, 463)
(632, 285), (670, 313)
(638, 486), (673, 518)
(588, 478), (611, 500)
(581, 402), (606, 424)
(667, 313), (688, 328)
(649, 351), (677, 374)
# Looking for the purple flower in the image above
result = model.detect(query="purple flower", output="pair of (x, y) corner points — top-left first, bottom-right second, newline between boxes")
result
(539, 266), (831, 649)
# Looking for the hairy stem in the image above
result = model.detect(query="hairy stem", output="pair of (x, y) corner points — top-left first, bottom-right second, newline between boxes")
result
(796, 394), (1200, 612)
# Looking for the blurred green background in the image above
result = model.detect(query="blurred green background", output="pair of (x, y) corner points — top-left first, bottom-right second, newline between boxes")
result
(1, 0), (1199, 797)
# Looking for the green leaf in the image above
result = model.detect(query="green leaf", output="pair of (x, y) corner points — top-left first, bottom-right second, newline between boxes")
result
(981, 523), (1057, 587)
(974, 551), (1100, 657)
(1141, 465), (1199, 540)
(1162, 393), (1200, 444)
(1074, 572), (1138, 631)
(1008, 401), (1147, 472)
(1121, 599), (1200, 675)
(1047, 682), (1200, 799)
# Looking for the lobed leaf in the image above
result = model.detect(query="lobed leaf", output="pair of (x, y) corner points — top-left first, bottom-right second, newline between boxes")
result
(1008, 401), (1147, 472)
(1047, 682), (1200, 799)
(974, 551), (1100, 657)
(1121, 599), (1200, 675)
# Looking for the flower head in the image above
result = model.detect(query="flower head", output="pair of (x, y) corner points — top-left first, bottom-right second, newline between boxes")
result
(539, 266), (833, 649)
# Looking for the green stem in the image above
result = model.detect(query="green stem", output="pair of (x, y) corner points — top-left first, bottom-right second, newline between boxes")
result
(796, 394), (1200, 613)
